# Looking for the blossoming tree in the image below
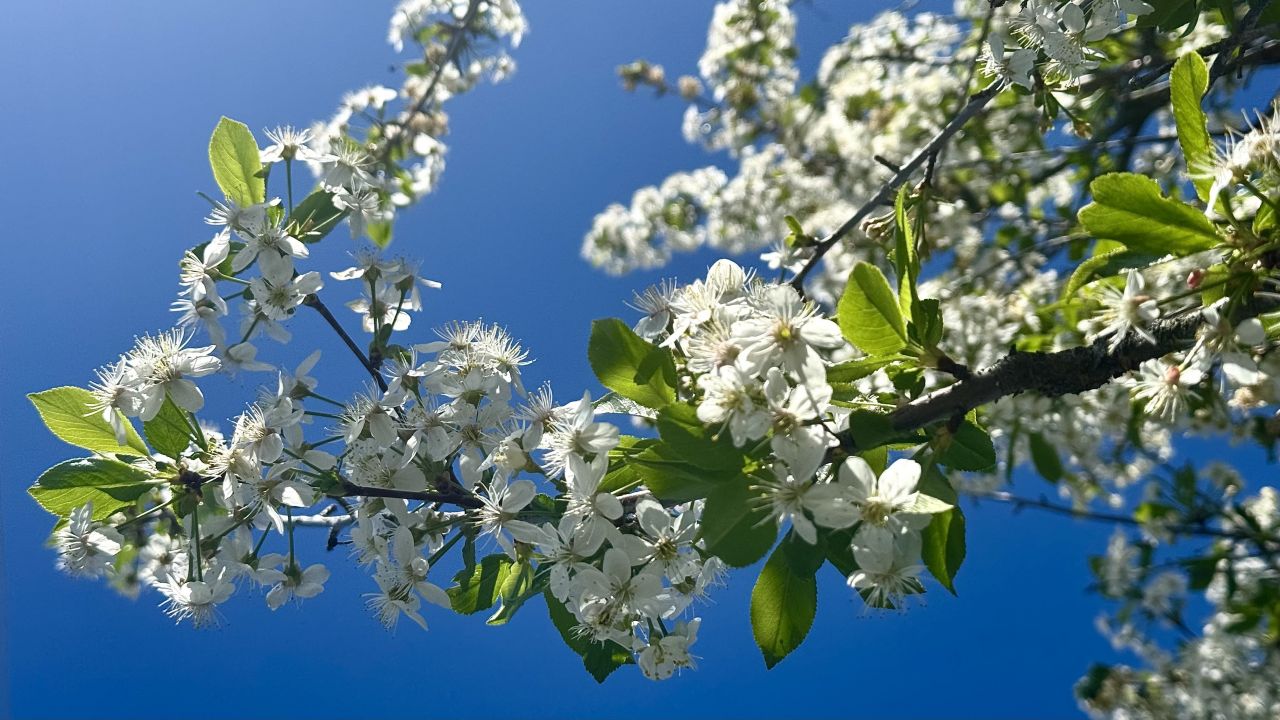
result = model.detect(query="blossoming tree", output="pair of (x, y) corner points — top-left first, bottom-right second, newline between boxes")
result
(24, 0), (1280, 714)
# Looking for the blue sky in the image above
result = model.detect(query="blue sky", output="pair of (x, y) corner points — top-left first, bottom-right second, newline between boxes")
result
(0, 2), (1255, 718)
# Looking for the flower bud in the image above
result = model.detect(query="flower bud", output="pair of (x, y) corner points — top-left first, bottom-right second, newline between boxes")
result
(678, 76), (703, 100)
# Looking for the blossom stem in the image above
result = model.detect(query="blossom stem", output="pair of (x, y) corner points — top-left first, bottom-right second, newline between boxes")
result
(425, 530), (465, 566)
(185, 410), (208, 452)
(117, 497), (176, 529)
(1241, 178), (1280, 216)
(190, 505), (203, 582)
(304, 390), (346, 408)
(302, 294), (388, 393)
(252, 526), (271, 557)
(285, 159), (295, 215)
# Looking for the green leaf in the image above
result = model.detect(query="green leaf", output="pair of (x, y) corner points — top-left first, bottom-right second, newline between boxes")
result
(837, 262), (909, 356)
(655, 404), (746, 473)
(143, 395), (194, 459)
(938, 419), (996, 472)
(367, 220), (393, 249)
(844, 409), (927, 450)
(29, 458), (154, 520)
(627, 445), (728, 502)
(918, 464), (958, 507)
(1134, 0), (1198, 33)
(921, 507), (966, 594)
(487, 561), (544, 625)
(29, 387), (148, 457)
(893, 186), (922, 322)
(821, 527), (857, 577)
(1028, 432), (1064, 483)
(545, 588), (632, 682)
(1170, 52), (1213, 203)
(1062, 244), (1161, 301)
(587, 319), (678, 411)
(208, 117), (265, 207)
(826, 354), (907, 384)
(1078, 173), (1221, 256)
(448, 554), (513, 615)
(750, 539), (818, 668)
(286, 189), (346, 243)
(699, 480), (777, 567)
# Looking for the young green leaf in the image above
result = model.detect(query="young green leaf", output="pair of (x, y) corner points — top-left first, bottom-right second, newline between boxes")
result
(1078, 173), (1220, 256)
(655, 404), (746, 473)
(208, 117), (265, 207)
(826, 354), (907, 384)
(750, 539), (818, 668)
(1170, 52), (1213, 203)
(367, 220), (393, 249)
(29, 387), (148, 457)
(921, 507), (966, 594)
(699, 480), (777, 567)
(286, 189), (347, 243)
(487, 561), (543, 625)
(837, 262), (909, 356)
(893, 186), (922, 322)
(587, 318), (678, 410)
(29, 458), (154, 520)
(448, 554), (513, 615)
(937, 420), (997, 472)
(143, 395), (195, 459)
(626, 444), (728, 502)
(1028, 432), (1065, 483)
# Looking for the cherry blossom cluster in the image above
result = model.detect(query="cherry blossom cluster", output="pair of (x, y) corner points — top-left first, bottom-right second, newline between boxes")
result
(307, 0), (526, 226)
(631, 259), (952, 605)
(1080, 486), (1280, 719)
(983, 0), (1154, 88)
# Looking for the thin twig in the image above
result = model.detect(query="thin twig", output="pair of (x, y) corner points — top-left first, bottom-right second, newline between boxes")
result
(789, 80), (1004, 291)
(303, 294), (387, 393)
(966, 489), (1266, 543)
(376, 0), (485, 166)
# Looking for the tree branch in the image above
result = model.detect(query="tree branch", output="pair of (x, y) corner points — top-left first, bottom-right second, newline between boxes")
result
(887, 297), (1279, 434)
(341, 480), (482, 509)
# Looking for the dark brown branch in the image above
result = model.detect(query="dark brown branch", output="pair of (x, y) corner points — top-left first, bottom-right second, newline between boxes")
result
(887, 297), (1279, 434)
(303, 294), (388, 393)
(341, 480), (482, 510)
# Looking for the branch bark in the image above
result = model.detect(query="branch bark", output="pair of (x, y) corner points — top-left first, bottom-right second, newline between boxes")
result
(341, 480), (483, 509)
(887, 297), (1278, 434)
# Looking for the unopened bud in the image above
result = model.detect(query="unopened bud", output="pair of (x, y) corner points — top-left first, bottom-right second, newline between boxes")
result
(678, 76), (703, 101)
(1186, 268), (1205, 289)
